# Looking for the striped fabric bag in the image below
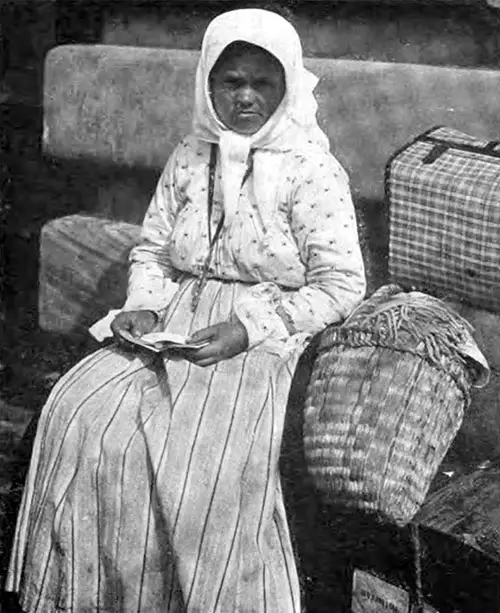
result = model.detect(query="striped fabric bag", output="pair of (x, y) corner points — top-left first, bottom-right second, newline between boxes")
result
(386, 126), (500, 313)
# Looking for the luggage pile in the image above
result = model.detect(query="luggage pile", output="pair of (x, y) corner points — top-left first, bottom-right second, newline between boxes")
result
(303, 126), (499, 613)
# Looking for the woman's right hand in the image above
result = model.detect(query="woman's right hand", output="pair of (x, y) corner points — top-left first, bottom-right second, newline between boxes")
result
(111, 310), (158, 347)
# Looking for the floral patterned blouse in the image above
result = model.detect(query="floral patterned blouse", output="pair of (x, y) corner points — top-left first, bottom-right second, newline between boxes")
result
(123, 135), (366, 349)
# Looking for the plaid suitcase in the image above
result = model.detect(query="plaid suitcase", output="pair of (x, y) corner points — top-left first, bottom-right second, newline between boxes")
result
(386, 126), (500, 312)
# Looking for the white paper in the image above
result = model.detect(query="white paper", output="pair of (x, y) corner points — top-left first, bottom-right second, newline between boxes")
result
(118, 330), (209, 353)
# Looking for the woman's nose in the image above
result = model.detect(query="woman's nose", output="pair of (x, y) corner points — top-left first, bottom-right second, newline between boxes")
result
(236, 86), (256, 107)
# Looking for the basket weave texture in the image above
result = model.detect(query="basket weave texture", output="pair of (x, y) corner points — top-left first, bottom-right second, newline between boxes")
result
(304, 284), (481, 526)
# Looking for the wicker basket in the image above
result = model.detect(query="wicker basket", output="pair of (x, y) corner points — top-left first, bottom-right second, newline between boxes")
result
(303, 285), (489, 526)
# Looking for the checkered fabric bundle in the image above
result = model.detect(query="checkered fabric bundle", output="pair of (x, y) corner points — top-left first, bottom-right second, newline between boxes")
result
(303, 284), (488, 526)
(387, 126), (500, 312)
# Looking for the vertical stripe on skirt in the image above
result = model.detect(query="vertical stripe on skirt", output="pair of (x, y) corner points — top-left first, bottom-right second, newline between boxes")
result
(7, 278), (302, 613)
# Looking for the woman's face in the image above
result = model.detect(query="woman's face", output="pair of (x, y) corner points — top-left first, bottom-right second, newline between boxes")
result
(209, 43), (286, 136)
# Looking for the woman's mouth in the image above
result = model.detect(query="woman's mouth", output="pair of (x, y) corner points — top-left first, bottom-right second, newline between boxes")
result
(236, 110), (260, 117)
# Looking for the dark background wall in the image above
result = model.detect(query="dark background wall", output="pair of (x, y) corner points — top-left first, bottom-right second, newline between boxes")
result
(101, 1), (500, 66)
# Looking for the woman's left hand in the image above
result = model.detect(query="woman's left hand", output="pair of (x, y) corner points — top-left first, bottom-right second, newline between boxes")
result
(182, 320), (249, 367)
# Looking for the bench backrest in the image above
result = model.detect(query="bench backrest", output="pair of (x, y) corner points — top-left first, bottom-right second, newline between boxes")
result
(44, 44), (500, 205)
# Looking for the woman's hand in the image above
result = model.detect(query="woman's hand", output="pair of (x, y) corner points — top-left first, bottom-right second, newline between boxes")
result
(111, 310), (158, 347)
(183, 320), (249, 367)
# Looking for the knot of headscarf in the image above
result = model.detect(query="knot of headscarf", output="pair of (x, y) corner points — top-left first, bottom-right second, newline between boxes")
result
(192, 8), (330, 227)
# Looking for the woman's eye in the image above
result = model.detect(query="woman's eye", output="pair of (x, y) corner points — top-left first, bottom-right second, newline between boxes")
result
(224, 77), (242, 88)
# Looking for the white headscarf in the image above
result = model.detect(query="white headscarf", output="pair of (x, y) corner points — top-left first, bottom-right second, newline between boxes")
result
(192, 8), (330, 226)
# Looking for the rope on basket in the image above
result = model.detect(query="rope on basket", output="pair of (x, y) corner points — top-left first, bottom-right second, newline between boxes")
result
(360, 294), (474, 366)
(319, 290), (479, 399)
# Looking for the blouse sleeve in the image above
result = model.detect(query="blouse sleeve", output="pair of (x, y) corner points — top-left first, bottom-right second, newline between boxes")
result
(121, 145), (182, 312)
(232, 155), (366, 349)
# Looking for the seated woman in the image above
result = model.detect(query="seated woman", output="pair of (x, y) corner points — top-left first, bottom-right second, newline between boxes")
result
(6, 8), (366, 613)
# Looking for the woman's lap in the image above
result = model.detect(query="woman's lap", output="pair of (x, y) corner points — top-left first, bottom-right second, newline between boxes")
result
(7, 326), (301, 612)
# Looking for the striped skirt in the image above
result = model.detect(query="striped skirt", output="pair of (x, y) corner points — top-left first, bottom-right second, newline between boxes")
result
(6, 278), (303, 613)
